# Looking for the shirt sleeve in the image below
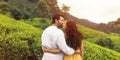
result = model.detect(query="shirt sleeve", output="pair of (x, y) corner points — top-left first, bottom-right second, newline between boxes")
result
(57, 30), (75, 55)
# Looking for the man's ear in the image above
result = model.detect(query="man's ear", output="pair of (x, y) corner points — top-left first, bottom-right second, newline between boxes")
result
(55, 19), (58, 23)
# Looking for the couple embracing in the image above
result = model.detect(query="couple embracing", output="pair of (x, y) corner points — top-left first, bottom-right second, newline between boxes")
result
(41, 14), (84, 60)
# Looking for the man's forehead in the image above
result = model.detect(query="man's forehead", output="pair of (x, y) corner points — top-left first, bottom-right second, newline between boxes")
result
(60, 16), (64, 18)
(60, 16), (64, 20)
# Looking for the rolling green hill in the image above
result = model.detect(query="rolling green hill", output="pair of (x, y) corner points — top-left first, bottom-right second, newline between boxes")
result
(77, 24), (120, 52)
(1, 14), (120, 60)
(77, 24), (109, 38)
(22, 18), (51, 29)
(0, 14), (43, 60)
(83, 41), (120, 60)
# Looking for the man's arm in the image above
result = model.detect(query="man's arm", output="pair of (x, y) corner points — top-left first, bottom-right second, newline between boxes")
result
(57, 30), (75, 55)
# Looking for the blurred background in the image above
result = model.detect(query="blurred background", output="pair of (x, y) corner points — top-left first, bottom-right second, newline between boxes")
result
(0, 0), (120, 60)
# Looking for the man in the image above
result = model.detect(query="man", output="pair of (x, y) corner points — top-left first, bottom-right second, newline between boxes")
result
(41, 14), (75, 60)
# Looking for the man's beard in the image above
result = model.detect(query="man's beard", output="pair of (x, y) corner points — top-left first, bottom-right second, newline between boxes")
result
(57, 24), (63, 28)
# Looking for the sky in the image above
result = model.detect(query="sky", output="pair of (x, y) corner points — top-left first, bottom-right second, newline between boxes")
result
(57, 0), (120, 24)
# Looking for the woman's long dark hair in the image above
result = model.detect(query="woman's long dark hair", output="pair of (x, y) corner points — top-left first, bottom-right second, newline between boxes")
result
(65, 20), (83, 50)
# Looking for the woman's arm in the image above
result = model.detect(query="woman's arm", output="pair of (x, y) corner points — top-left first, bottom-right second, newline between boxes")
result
(75, 48), (80, 54)
(80, 42), (84, 59)
(43, 47), (62, 54)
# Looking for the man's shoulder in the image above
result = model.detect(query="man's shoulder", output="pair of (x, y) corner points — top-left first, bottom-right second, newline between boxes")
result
(43, 26), (64, 34)
(43, 26), (51, 31)
(57, 29), (64, 35)
(45, 26), (51, 29)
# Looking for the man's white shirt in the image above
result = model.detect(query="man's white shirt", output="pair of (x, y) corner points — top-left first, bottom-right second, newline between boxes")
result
(42, 25), (75, 60)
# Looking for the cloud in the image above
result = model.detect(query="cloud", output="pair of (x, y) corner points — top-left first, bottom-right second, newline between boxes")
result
(58, 0), (120, 23)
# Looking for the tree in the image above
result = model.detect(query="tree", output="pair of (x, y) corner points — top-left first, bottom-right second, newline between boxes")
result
(112, 25), (120, 34)
(115, 18), (120, 25)
(45, 0), (62, 18)
(29, 0), (38, 3)
(61, 4), (70, 19)
(4, 0), (9, 2)
(62, 4), (70, 13)
(96, 38), (114, 49)
(0, 0), (63, 20)
(109, 18), (120, 34)
(29, 0), (50, 20)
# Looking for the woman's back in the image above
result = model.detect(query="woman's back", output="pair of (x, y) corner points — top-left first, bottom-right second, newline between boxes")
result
(64, 53), (82, 60)
(64, 20), (83, 50)
(64, 20), (83, 60)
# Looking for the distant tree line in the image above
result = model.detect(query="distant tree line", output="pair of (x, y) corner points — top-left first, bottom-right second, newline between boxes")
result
(96, 18), (120, 34)
(0, 0), (70, 20)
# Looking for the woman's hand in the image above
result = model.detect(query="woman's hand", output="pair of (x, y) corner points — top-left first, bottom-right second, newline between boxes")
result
(75, 49), (80, 54)
(43, 47), (48, 52)
(43, 47), (62, 54)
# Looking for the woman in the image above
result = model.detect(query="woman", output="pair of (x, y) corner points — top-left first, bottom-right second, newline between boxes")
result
(43, 20), (84, 60)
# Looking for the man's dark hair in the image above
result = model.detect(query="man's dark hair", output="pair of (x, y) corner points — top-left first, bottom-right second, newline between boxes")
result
(52, 14), (64, 24)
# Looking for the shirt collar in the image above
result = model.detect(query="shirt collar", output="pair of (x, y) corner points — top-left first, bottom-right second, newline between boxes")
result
(51, 25), (58, 29)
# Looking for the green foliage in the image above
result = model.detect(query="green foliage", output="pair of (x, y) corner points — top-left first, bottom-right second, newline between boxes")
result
(0, 2), (11, 16)
(77, 24), (109, 38)
(22, 18), (51, 29)
(96, 38), (114, 49)
(10, 7), (30, 20)
(1, 14), (120, 60)
(83, 41), (120, 60)
(107, 35), (120, 52)
(0, 14), (43, 60)
(0, 2), (30, 20)
(84, 38), (98, 43)
(77, 24), (120, 52)
(45, 0), (62, 17)
(36, 0), (50, 18)
(112, 24), (120, 34)
(107, 18), (120, 34)
(39, 18), (51, 29)
(85, 36), (120, 52)
(29, 0), (39, 3)
(0, 0), (52, 20)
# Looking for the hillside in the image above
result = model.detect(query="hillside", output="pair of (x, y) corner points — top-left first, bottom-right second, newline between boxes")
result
(83, 41), (120, 60)
(0, 0), (61, 20)
(77, 24), (109, 38)
(68, 15), (109, 32)
(1, 14), (120, 60)
(21, 15), (120, 59)
(0, 14), (43, 60)
(68, 15), (98, 30)
(77, 24), (120, 52)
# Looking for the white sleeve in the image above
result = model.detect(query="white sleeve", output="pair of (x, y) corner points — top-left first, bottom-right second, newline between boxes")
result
(57, 30), (75, 55)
